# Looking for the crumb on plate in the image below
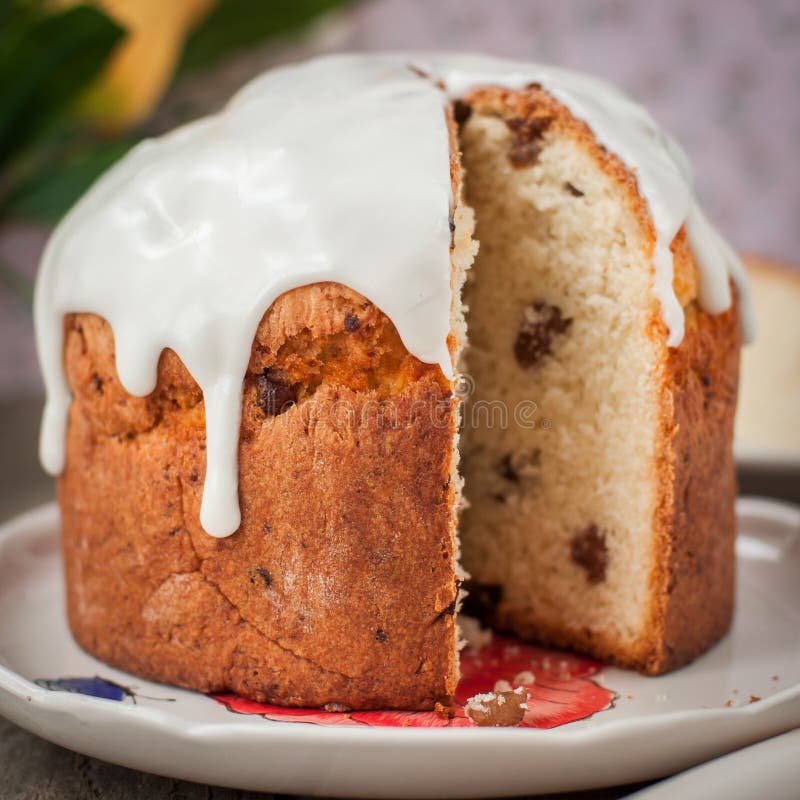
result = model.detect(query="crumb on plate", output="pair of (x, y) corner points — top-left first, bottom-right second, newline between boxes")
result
(465, 686), (529, 727)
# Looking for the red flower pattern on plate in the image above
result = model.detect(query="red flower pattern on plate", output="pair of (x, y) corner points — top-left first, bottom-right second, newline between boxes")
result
(211, 636), (616, 728)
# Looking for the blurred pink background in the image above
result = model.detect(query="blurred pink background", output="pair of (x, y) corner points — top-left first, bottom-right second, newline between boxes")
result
(2, 0), (797, 396)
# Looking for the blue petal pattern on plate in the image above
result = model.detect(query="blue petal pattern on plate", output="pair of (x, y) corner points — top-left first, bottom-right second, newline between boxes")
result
(35, 676), (137, 701)
(34, 676), (175, 704)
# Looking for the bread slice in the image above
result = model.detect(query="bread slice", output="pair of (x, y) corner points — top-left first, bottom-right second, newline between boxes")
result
(457, 86), (740, 674)
(735, 256), (800, 458)
(55, 81), (740, 710)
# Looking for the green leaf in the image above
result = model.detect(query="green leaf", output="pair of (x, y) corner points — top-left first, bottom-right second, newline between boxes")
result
(6, 137), (134, 224)
(0, 3), (125, 171)
(180, 0), (355, 73)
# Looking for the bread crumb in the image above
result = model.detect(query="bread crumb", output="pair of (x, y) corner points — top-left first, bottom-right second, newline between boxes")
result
(465, 686), (530, 727)
(749, 694), (761, 703)
(435, 701), (455, 719)
(513, 670), (535, 685)
(724, 699), (734, 707)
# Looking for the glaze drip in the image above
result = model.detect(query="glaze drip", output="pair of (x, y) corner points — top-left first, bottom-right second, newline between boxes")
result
(34, 53), (753, 538)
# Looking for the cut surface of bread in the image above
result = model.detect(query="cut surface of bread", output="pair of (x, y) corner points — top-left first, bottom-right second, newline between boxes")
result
(56, 83), (741, 709)
(456, 87), (739, 674)
(459, 94), (664, 662)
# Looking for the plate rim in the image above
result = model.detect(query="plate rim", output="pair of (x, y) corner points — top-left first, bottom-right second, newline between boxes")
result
(1, 500), (799, 746)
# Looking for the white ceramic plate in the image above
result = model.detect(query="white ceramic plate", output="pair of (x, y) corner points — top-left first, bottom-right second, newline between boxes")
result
(0, 500), (799, 799)
(626, 728), (800, 800)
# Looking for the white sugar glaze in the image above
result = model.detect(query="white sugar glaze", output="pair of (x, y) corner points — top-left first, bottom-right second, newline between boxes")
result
(34, 52), (754, 537)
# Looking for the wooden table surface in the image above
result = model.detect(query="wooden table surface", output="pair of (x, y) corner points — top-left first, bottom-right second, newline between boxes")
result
(1, 395), (796, 800)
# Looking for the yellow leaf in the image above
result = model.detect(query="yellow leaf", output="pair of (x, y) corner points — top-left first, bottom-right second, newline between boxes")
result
(63, 0), (218, 133)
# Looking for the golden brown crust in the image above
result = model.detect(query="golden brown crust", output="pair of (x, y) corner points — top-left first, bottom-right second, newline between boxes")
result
(644, 296), (740, 673)
(59, 283), (459, 709)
